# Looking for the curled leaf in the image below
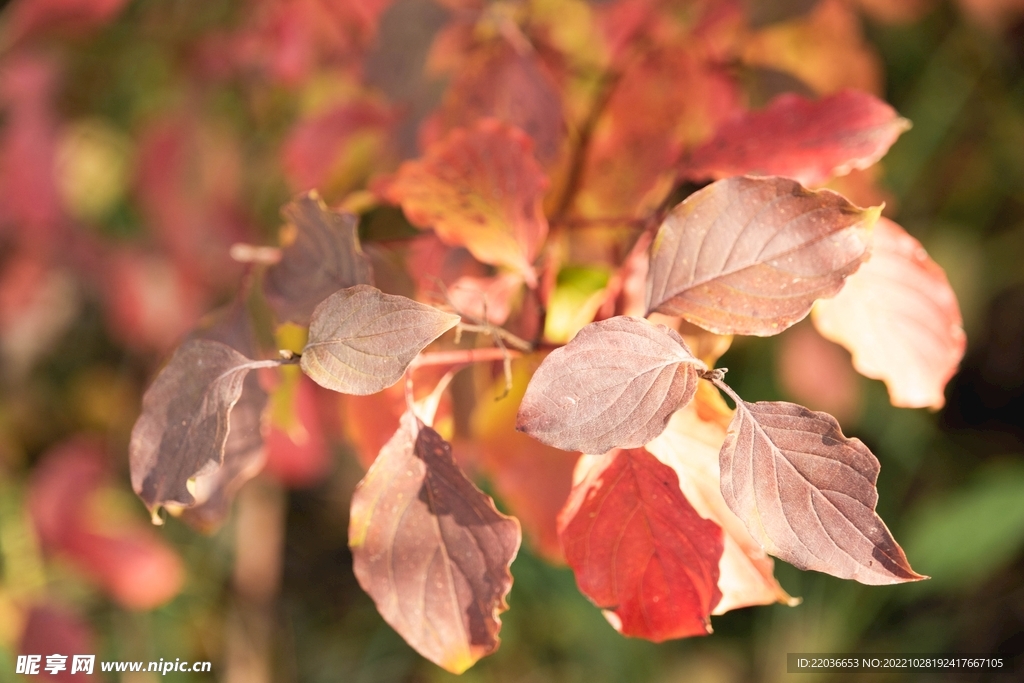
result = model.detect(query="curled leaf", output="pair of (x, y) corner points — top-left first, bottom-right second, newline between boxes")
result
(812, 218), (965, 409)
(300, 285), (460, 395)
(264, 191), (373, 325)
(383, 119), (549, 284)
(716, 384), (926, 584)
(683, 90), (911, 186)
(349, 413), (521, 673)
(646, 176), (877, 336)
(517, 316), (706, 454)
(559, 448), (723, 641)
(129, 339), (279, 510)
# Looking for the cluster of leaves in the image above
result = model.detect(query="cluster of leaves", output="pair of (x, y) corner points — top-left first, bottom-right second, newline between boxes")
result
(0, 0), (983, 675)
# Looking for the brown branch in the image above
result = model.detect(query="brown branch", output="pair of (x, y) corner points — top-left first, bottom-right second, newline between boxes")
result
(410, 348), (522, 369)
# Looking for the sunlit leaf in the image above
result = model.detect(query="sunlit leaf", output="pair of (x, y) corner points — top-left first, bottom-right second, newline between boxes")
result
(812, 218), (965, 409)
(383, 119), (549, 284)
(300, 285), (460, 395)
(559, 447), (723, 640)
(129, 339), (280, 510)
(683, 90), (911, 186)
(349, 413), (521, 673)
(647, 384), (797, 613)
(264, 191), (373, 326)
(646, 176), (878, 336)
(717, 386), (926, 584)
(517, 316), (706, 454)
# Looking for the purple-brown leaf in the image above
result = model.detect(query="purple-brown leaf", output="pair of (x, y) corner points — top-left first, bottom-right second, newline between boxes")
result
(264, 190), (373, 325)
(716, 386), (926, 585)
(646, 176), (878, 336)
(349, 413), (521, 673)
(130, 339), (279, 511)
(516, 316), (706, 454)
(300, 285), (460, 395)
(180, 302), (269, 530)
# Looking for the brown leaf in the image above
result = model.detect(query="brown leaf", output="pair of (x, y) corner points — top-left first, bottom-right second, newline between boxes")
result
(647, 384), (797, 613)
(559, 447), (723, 641)
(716, 384), (927, 584)
(264, 191), (373, 326)
(646, 176), (878, 336)
(130, 339), (279, 510)
(516, 316), (706, 454)
(183, 300), (268, 530)
(349, 413), (521, 673)
(300, 285), (460, 395)
(682, 90), (911, 187)
(383, 119), (549, 285)
(812, 218), (965, 409)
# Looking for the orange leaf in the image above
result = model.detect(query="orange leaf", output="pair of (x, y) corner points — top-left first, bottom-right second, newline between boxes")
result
(812, 218), (966, 409)
(384, 119), (548, 285)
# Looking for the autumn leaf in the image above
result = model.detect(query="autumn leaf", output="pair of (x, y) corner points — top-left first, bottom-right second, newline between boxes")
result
(129, 339), (281, 510)
(646, 176), (878, 336)
(300, 285), (460, 395)
(682, 90), (911, 186)
(383, 119), (549, 285)
(812, 218), (965, 409)
(559, 447), (723, 640)
(264, 191), (373, 326)
(646, 383), (797, 613)
(30, 438), (184, 609)
(714, 381), (926, 584)
(180, 299), (269, 531)
(422, 34), (565, 164)
(517, 316), (706, 454)
(349, 413), (521, 673)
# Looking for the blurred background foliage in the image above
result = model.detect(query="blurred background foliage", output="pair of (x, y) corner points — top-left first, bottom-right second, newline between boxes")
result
(0, 0), (1023, 681)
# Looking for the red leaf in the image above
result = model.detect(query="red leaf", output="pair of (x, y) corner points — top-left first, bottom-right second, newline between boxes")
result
(3, 0), (129, 44)
(0, 54), (64, 253)
(281, 99), (395, 194)
(422, 35), (564, 164)
(683, 90), (911, 186)
(349, 413), (521, 673)
(383, 119), (549, 285)
(28, 439), (184, 609)
(647, 384), (797, 613)
(19, 604), (93, 681)
(812, 218), (966, 409)
(646, 176), (878, 336)
(517, 316), (706, 454)
(559, 447), (723, 641)
(471, 357), (579, 562)
(716, 384), (926, 584)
